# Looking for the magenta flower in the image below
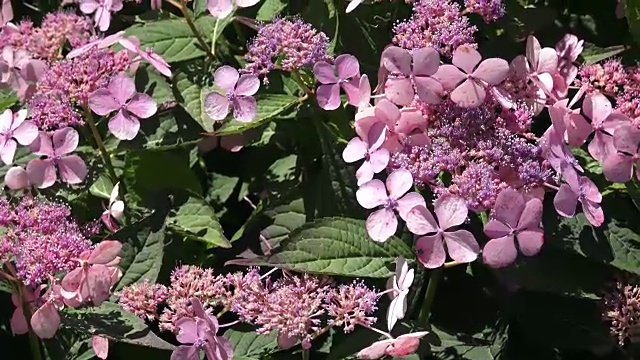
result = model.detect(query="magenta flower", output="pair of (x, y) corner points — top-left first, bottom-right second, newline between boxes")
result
(0, 46), (29, 88)
(405, 195), (479, 268)
(204, 66), (260, 123)
(511, 35), (558, 113)
(603, 124), (640, 183)
(89, 74), (157, 140)
(343, 122), (389, 186)
(433, 44), (509, 108)
(482, 188), (544, 268)
(548, 91), (590, 148)
(356, 332), (428, 359)
(60, 240), (123, 307)
(0, 109), (37, 164)
(582, 93), (631, 162)
(79, 0), (122, 31)
(207, 0), (260, 19)
(119, 38), (172, 77)
(356, 169), (426, 243)
(26, 128), (87, 188)
(386, 257), (414, 332)
(554, 170), (604, 227)
(314, 54), (361, 110)
(380, 46), (443, 106)
(171, 298), (233, 360)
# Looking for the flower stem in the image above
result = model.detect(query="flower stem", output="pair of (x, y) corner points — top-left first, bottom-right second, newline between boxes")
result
(291, 70), (314, 98)
(302, 349), (310, 360)
(18, 286), (42, 360)
(82, 107), (118, 182)
(418, 267), (443, 325)
(211, 19), (220, 55)
(168, 0), (215, 60)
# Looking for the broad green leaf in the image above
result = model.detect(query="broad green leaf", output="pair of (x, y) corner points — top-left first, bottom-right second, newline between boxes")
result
(216, 94), (300, 136)
(256, 0), (287, 21)
(581, 44), (627, 65)
(225, 325), (278, 359)
(428, 325), (494, 360)
(627, 179), (640, 211)
(207, 173), (242, 206)
(89, 174), (114, 200)
(62, 302), (174, 351)
(266, 217), (413, 278)
(0, 88), (17, 111)
(114, 218), (166, 291)
(124, 16), (230, 62)
(173, 62), (215, 132)
(167, 195), (231, 248)
(625, 0), (640, 44)
(135, 65), (175, 105)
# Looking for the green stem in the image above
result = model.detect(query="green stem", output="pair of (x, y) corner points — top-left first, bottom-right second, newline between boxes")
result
(291, 70), (313, 97)
(418, 268), (443, 325)
(211, 19), (220, 55)
(302, 349), (310, 360)
(82, 107), (117, 182)
(168, 0), (215, 60)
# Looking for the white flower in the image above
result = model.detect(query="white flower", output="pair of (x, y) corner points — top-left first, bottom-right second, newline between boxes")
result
(101, 182), (124, 232)
(386, 256), (414, 331)
(346, 0), (363, 13)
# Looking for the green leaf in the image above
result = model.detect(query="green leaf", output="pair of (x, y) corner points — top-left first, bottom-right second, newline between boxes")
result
(581, 43), (627, 65)
(173, 62), (215, 132)
(135, 65), (175, 105)
(0, 88), (17, 111)
(625, 0), (640, 44)
(62, 302), (174, 351)
(216, 94), (300, 136)
(428, 325), (494, 360)
(114, 217), (166, 291)
(225, 325), (278, 359)
(207, 173), (242, 206)
(266, 217), (413, 278)
(89, 174), (114, 200)
(124, 17), (229, 63)
(627, 179), (640, 212)
(167, 194), (231, 248)
(256, 0), (287, 21)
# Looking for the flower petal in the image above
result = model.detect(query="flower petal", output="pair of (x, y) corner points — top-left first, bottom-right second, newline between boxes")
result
(412, 47), (440, 76)
(614, 124), (640, 155)
(313, 61), (338, 84)
(405, 205), (439, 235)
(0, 138), (15, 165)
(89, 89), (120, 116)
(434, 195), (468, 230)
(386, 168), (413, 199)
(126, 93), (157, 119)
(175, 317), (199, 344)
(232, 96), (258, 122)
(415, 234), (445, 269)
(396, 192), (426, 221)
(553, 184), (578, 217)
(213, 65), (239, 92)
(443, 230), (479, 263)
(536, 47), (559, 74)
(583, 200), (605, 227)
(317, 83), (341, 110)
(384, 78), (414, 106)
(234, 74), (260, 96)
(381, 46), (412, 75)
(492, 187), (525, 228)
(10, 307), (28, 335)
(108, 74), (136, 105)
(516, 198), (543, 231)
(356, 161), (374, 186)
(26, 158), (56, 188)
(588, 132), (616, 163)
(482, 236), (517, 268)
(92, 335), (109, 360)
(5, 166), (29, 189)
(208, 0), (234, 18)
(432, 64), (466, 90)
(366, 208), (398, 242)
(452, 45), (481, 74)
(335, 54), (360, 80)
(450, 79), (485, 108)
(583, 92), (612, 124)
(356, 179), (387, 209)
(414, 76), (443, 104)
(30, 302), (60, 339)
(52, 127), (79, 155)
(516, 229), (544, 256)
(204, 92), (231, 121)
(342, 137), (367, 163)
(171, 345), (201, 360)
(89, 240), (122, 265)
(603, 153), (634, 183)
(484, 219), (511, 239)
(58, 155), (88, 184)
(12, 120), (38, 145)
(473, 58), (509, 85)
(109, 110), (140, 140)
(369, 148), (390, 173)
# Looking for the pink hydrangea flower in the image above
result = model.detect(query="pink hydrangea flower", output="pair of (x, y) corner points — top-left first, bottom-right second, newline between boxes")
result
(541, 127), (582, 182)
(405, 195), (480, 268)
(0, 46), (46, 100)
(511, 35), (558, 114)
(356, 169), (426, 242)
(554, 169), (604, 227)
(314, 54), (361, 110)
(356, 332), (429, 359)
(204, 66), (260, 123)
(79, 0), (123, 32)
(59, 240), (123, 307)
(26, 128), (88, 188)
(119, 38), (172, 77)
(482, 188), (544, 268)
(380, 46), (443, 106)
(31, 299), (61, 339)
(386, 256), (414, 332)
(603, 124), (640, 183)
(0, 109), (38, 165)
(67, 30), (126, 59)
(582, 93), (631, 162)
(207, 0), (260, 19)
(434, 44), (509, 108)
(171, 298), (233, 360)
(343, 118), (389, 186)
(554, 34), (583, 98)
(89, 74), (157, 140)
(1, 0), (13, 26)
(548, 89), (590, 148)
(5, 165), (30, 189)
(10, 287), (38, 335)
(92, 335), (109, 360)
(101, 182), (124, 232)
